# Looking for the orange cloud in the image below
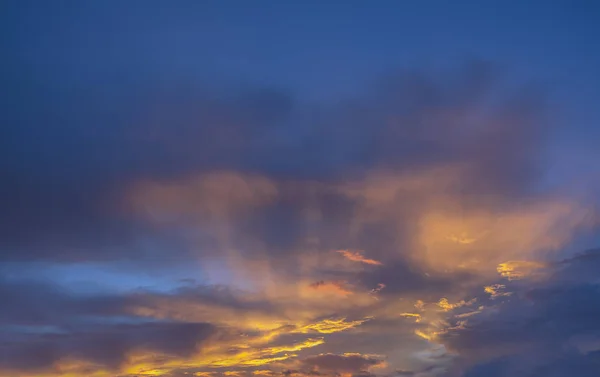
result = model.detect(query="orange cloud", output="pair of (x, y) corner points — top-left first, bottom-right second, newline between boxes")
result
(330, 166), (590, 276)
(308, 280), (353, 297)
(417, 193), (588, 274)
(336, 250), (382, 266)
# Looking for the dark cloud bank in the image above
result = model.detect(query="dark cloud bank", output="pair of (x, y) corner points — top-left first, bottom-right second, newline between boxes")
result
(1, 59), (552, 262)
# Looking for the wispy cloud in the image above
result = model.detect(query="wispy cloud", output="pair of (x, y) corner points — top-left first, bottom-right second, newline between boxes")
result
(336, 250), (383, 266)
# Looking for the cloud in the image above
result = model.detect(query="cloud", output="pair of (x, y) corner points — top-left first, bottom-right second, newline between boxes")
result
(1, 43), (598, 377)
(483, 284), (511, 299)
(308, 281), (353, 297)
(437, 298), (475, 312)
(400, 313), (422, 323)
(130, 172), (278, 224)
(496, 260), (547, 280)
(4, 57), (584, 266)
(297, 318), (371, 334)
(435, 249), (600, 376)
(0, 276), (317, 376)
(336, 251), (383, 266)
(301, 353), (385, 374)
(0, 321), (216, 374)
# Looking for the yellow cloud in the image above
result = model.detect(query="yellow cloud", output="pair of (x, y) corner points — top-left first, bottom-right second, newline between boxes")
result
(253, 370), (275, 376)
(454, 307), (484, 318)
(400, 313), (422, 322)
(298, 317), (371, 334)
(497, 260), (547, 280)
(484, 284), (512, 299)
(437, 298), (476, 312)
(224, 372), (245, 377)
(202, 337), (325, 368)
(105, 328), (326, 376)
(415, 329), (435, 341)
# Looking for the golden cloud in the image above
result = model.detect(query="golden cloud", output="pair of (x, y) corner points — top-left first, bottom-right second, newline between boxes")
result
(297, 317), (371, 334)
(496, 260), (547, 280)
(119, 164), (593, 377)
(417, 198), (588, 273)
(437, 298), (476, 312)
(484, 284), (512, 299)
(400, 313), (422, 323)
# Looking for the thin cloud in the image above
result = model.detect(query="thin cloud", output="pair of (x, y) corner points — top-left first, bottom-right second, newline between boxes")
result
(336, 250), (383, 266)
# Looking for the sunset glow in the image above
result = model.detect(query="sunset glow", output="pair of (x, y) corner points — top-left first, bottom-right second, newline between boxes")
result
(2, 2), (599, 377)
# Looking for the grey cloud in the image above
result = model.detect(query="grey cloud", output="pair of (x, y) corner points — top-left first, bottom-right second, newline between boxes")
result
(0, 321), (215, 372)
(356, 260), (477, 297)
(1, 58), (556, 265)
(0, 274), (281, 330)
(439, 249), (600, 376)
(0, 277), (260, 374)
(0, 276), (130, 326)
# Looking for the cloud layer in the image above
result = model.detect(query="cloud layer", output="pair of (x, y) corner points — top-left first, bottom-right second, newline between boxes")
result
(1, 16), (598, 375)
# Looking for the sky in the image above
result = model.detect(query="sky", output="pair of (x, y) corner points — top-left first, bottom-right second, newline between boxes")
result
(1, 1), (600, 376)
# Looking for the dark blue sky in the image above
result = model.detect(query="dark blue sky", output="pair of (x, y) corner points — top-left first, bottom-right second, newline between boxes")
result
(5, 1), (600, 99)
(4, 1), (599, 172)
(1, 2), (599, 377)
